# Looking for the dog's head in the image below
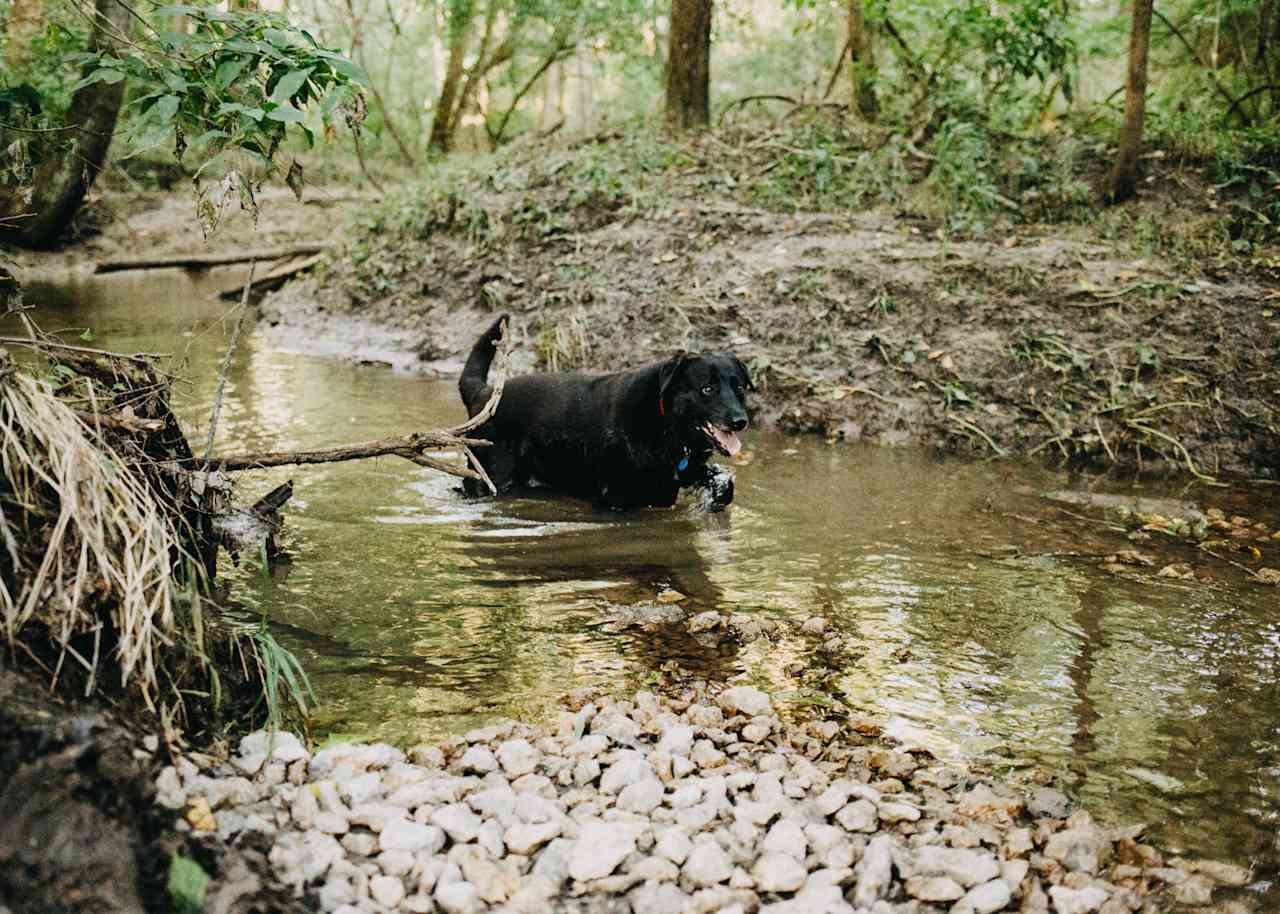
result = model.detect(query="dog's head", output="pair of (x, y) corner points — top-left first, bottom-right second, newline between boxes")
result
(658, 352), (754, 457)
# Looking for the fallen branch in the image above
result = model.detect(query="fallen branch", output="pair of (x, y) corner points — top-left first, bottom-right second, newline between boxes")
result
(193, 318), (512, 491)
(215, 254), (321, 300)
(94, 243), (331, 274)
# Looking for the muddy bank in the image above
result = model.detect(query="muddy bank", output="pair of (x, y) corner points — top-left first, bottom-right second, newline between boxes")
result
(244, 132), (1279, 482)
(0, 665), (309, 914)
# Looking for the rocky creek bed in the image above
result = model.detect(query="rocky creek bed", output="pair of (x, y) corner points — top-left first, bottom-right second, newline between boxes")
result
(155, 684), (1253, 914)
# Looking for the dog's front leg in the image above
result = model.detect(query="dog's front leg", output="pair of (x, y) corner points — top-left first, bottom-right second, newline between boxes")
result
(685, 463), (734, 512)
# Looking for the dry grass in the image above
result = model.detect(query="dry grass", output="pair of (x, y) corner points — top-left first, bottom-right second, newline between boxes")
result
(0, 352), (179, 707)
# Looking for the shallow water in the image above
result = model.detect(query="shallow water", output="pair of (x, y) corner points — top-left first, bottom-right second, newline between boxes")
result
(19, 270), (1280, 898)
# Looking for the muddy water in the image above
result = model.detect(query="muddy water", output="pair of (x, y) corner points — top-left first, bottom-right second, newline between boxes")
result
(20, 271), (1280, 897)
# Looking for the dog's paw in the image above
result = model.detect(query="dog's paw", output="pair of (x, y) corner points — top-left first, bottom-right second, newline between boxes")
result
(697, 466), (735, 513)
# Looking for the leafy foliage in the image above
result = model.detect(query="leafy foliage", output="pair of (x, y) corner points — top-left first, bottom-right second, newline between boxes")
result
(73, 4), (366, 176)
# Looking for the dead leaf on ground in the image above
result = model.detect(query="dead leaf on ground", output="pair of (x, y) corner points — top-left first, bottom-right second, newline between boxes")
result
(186, 796), (216, 832)
(656, 589), (686, 604)
(1254, 568), (1280, 586)
(1156, 563), (1196, 580)
(1106, 550), (1156, 567)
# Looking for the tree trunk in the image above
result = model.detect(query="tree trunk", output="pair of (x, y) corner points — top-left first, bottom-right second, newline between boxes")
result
(847, 0), (878, 119)
(1108, 0), (1154, 204)
(0, 0), (131, 250)
(2, 0), (44, 69)
(664, 0), (712, 131)
(429, 14), (471, 152)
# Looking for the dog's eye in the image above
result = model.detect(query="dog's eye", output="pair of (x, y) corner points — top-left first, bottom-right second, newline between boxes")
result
(700, 385), (713, 396)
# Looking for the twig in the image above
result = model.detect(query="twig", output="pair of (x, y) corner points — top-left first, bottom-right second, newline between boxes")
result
(951, 416), (1008, 457)
(189, 430), (490, 472)
(204, 260), (256, 460)
(1094, 416), (1117, 463)
(0, 335), (163, 365)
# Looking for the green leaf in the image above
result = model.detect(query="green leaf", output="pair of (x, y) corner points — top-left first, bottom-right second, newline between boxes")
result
(152, 95), (180, 125)
(271, 67), (313, 104)
(214, 57), (248, 90)
(167, 856), (209, 914)
(266, 104), (306, 123)
(192, 129), (229, 146)
(326, 57), (368, 85)
(217, 102), (264, 122)
(70, 68), (125, 91)
(263, 28), (294, 48)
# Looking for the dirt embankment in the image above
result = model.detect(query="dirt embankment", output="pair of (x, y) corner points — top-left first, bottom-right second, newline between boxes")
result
(13, 131), (1279, 480)
(251, 134), (1279, 482)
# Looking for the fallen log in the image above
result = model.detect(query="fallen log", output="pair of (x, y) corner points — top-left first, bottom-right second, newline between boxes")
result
(93, 243), (331, 274)
(216, 253), (323, 299)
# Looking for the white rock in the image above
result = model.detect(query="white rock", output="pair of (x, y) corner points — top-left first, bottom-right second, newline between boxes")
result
(341, 831), (377, 857)
(670, 782), (704, 809)
(905, 875), (964, 901)
(369, 874), (405, 908)
(496, 739), (540, 778)
(477, 819), (505, 858)
(315, 811), (350, 835)
(683, 837), (733, 887)
(629, 881), (693, 914)
(239, 729), (310, 764)
(753, 852), (807, 893)
(409, 745), (446, 769)
(435, 880), (485, 914)
(904, 845), (1001, 887)
(877, 800), (921, 823)
(568, 821), (638, 881)
(954, 878), (1013, 914)
(504, 820), (561, 855)
(458, 745), (498, 774)
(692, 740), (727, 770)
(514, 793), (560, 824)
(658, 724), (696, 756)
(378, 849), (415, 876)
(657, 827), (694, 865)
(348, 803), (408, 832)
(379, 819), (439, 853)
(290, 786), (320, 829)
(467, 786), (517, 824)
(718, 686), (772, 717)
(762, 820), (807, 860)
(852, 834), (893, 908)
(459, 848), (518, 902)
(565, 734), (609, 758)
(742, 723), (771, 743)
(618, 778), (665, 813)
(600, 753), (654, 794)
(1048, 885), (1110, 914)
(834, 799), (878, 833)
(431, 804), (482, 844)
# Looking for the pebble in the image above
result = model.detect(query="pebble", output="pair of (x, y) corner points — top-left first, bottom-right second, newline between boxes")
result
(156, 687), (1221, 914)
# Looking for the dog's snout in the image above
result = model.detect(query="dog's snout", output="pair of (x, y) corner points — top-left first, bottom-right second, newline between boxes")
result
(729, 416), (748, 432)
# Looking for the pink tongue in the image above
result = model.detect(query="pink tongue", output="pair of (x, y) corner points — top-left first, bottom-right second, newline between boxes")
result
(706, 424), (742, 457)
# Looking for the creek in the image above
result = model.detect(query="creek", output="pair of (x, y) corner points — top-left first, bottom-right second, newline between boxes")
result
(23, 269), (1280, 902)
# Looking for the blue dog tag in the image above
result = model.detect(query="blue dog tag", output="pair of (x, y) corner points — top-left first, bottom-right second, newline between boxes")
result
(677, 456), (689, 472)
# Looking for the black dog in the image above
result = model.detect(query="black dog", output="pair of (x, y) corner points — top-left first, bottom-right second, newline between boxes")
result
(459, 314), (752, 511)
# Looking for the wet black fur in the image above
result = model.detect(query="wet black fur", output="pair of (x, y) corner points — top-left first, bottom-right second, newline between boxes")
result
(459, 314), (752, 511)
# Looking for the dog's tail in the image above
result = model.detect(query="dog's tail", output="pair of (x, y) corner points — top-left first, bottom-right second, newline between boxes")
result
(459, 314), (508, 416)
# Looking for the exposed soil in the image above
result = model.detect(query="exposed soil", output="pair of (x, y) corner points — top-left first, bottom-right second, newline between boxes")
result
(0, 664), (307, 914)
(251, 134), (1280, 482)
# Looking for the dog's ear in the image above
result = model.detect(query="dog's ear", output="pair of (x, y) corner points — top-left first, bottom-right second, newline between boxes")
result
(658, 351), (688, 402)
(730, 355), (755, 391)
